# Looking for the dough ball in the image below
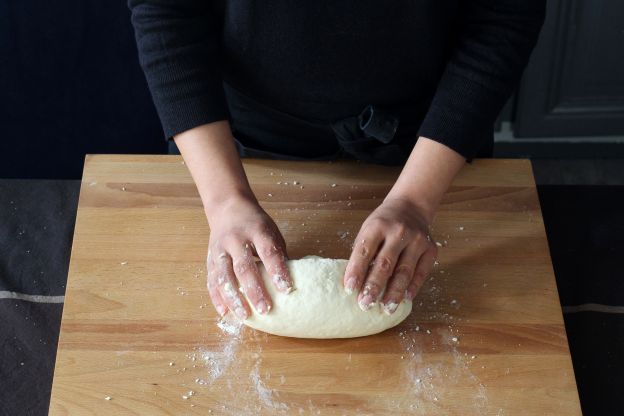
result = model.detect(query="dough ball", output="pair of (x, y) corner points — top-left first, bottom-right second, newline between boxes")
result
(242, 256), (412, 338)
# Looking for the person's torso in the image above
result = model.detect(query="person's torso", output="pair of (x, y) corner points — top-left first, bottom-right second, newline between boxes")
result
(213, 0), (459, 121)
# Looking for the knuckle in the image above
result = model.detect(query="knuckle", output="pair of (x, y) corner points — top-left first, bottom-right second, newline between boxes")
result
(258, 242), (281, 259)
(240, 284), (258, 300)
(357, 241), (372, 258)
(362, 281), (382, 296)
(373, 256), (393, 274)
(213, 252), (229, 268)
(394, 263), (413, 277)
(241, 280), (256, 292)
(393, 223), (409, 239)
(251, 285), (264, 300)
(233, 258), (251, 276)
(413, 232), (426, 245)
(220, 279), (239, 297)
(215, 270), (228, 286)
(366, 217), (387, 232)
(222, 233), (242, 248)
(366, 217), (381, 227)
(251, 222), (269, 236)
(385, 288), (404, 300)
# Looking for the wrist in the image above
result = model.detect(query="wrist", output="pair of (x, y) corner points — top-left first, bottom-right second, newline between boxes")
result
(382, 137), (464, 225)
(204, 190), (257, 222)
(383, 191), (437, 225)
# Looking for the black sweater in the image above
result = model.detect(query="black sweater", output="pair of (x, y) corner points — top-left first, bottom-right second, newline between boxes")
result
(128, 0), (545, 159)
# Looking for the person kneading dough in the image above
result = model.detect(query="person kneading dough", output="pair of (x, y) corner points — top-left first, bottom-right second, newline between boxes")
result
(128, 1), (545, 337)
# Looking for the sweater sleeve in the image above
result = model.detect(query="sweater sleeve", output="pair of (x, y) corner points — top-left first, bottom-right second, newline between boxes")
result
(128, 0), (228, 139)
(417, 0), (546, 159)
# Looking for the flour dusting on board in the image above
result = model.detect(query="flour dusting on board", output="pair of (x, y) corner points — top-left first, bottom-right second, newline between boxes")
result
(182, 229), (497, 414)
(187, 297), (490, 414)
(249, 353), (289, 411)
(391, 271), (490, 414)
(187, 313), (291, 415)
(199, 315), (241, 383)
(200, 342), (237, 383)
(216, 314), (243, 336)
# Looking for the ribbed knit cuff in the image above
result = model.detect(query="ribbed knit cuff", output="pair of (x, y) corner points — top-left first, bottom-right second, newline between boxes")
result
(418, 69), (507, 160)
(155, 86), (230, 140)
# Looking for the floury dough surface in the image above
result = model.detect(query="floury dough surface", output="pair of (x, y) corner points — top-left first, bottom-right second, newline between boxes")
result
(242, 256), (412, 338)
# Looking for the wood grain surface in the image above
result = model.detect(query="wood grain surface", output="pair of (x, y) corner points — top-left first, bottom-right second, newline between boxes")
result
(49, 155), (581, 415)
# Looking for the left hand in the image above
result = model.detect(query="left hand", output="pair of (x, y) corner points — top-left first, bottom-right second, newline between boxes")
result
(343, 196), (438, 313)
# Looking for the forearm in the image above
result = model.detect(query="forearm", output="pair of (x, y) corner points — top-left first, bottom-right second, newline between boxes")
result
(385, 137), (465, 224)
(174, 121), (256, 222)
(176, 122), (294, 317)
(417, 1), (545, 159)
(128, 0), (228, 139)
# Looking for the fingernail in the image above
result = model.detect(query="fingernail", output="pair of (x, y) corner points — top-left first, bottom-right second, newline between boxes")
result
(234, 307), (247, 319)
(383, 302), (399, 315)
(345, 277), (357, 294)
(405, 289), (414, 301)
(256, 300), (269, 314)
(273, 274), (294, 293)
(216, 305), (226, 316)
(359, 295), (375, 311)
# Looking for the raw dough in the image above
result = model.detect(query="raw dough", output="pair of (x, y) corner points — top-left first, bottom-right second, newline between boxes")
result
(242, 256), (412, 338)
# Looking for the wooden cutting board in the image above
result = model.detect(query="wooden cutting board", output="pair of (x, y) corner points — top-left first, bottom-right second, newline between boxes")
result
(49, 155), (581, 415)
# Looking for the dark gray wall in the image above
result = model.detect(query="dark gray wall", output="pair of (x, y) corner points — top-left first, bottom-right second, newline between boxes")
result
(515, 0), (624, 138)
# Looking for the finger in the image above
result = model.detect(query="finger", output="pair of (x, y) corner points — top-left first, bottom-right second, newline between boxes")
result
(343, 228), (384, 295)
(406, 245), (437, 301)
(381, 242), (424, 314)
(214, 252), (251, 319)
(254, 232), (293, 293)
(228, 241), (272, 315)
(208, 276), (228, 316)
(357, 237), (405, 311)
(207, 255), (228, 316)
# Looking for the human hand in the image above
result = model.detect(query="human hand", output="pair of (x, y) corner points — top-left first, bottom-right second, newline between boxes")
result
(343, 197), (437, 313)
(206, 197), (293, 319)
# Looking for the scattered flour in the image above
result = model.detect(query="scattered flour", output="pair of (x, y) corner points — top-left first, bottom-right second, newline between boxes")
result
(185, 253), (491, 415)
(198, 315), (242, 383)
(216, 315), (243, 336)
(200, 342), (237, 383)
(249, 357), (289, 411)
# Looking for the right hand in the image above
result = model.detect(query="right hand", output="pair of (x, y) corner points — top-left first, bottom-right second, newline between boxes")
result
(206, 196), (293, 319)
